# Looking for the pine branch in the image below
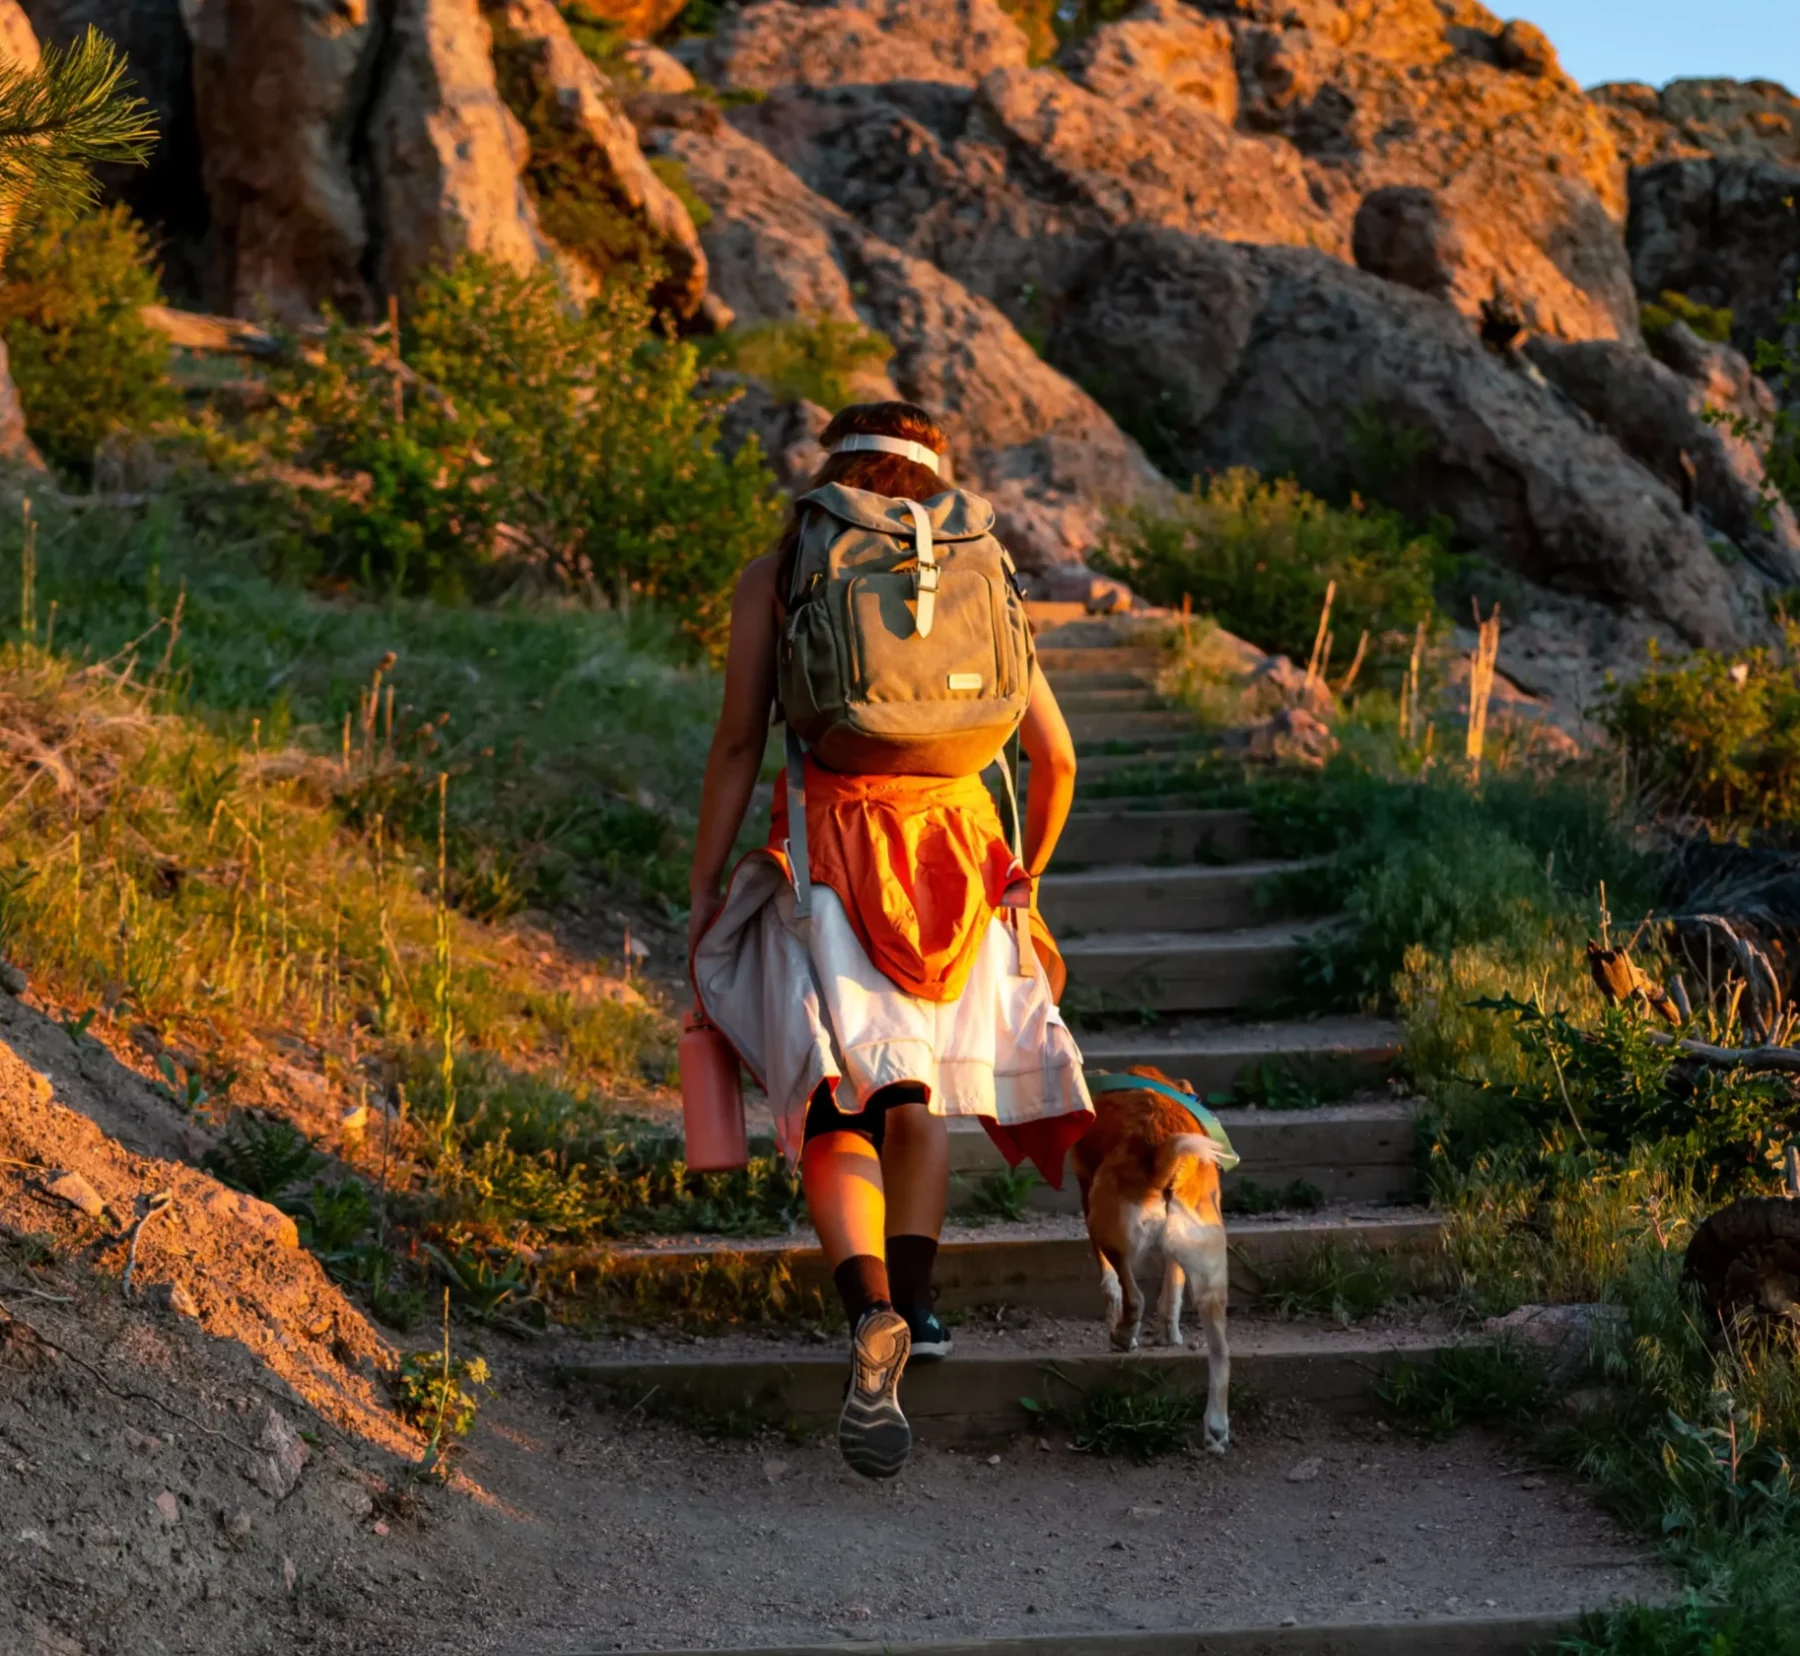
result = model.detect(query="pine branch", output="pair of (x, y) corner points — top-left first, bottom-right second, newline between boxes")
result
(0, 27), (156, 227)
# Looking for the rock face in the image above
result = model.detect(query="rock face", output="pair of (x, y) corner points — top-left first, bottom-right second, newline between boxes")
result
(642, 110), (1173, 569)
(0, 0), (35, 66)
(183, 0), (384, 323)
(485, 0), (708, 317)
(1528, 326), (1800, 584)
(696, 0), (1033, 92)
(364, 0), (549, 300)
(568, 0), (686, 36)
(1046, 228), (1745, 647)
(1626, 156), (1800, 378)
(1593, 77), (1800, 169)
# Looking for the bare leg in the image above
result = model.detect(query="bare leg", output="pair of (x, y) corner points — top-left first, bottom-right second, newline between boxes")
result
(879, 1101), (948, 1240)
(802, 1131), (886, 1270)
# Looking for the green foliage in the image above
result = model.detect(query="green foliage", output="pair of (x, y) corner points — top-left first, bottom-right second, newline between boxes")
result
(1602, 626), (1800, 840)
(556, 3), (635, 78)
(0, 28), (155, 226)
(1378, 1340), (1548, 1438)
(1020, 1366), (1205, 1461)
(0, 206), (179, 479)
(705, 317), (895, 412)
(294, 1179), (374, 1257)
(572, 1247), (835, 1332)
(1642, 290), (1735, 345)
(1222, 1176), (1324, 1216)
(1755, 296), (1799, 514)
(666, 1), (725, 35)
(392, 1344), (491, 1452)
(1258, 1243), (1407, 1325)
(424, 1236), (544, 1330)
(955, 1164), (1040, 1224)
(245, 255), (780, 647)
(1095, 469), (1450, 667)
(648, 156), (712, 228)
(202, 1114), (327, 1205)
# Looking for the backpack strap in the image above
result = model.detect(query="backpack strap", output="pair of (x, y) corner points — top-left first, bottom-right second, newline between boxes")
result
(784, 726), (812, 922)
(902, 498), (938, 638)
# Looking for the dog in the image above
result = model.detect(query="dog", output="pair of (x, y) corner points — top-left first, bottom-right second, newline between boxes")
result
(1070, 1066), (1232, 1453)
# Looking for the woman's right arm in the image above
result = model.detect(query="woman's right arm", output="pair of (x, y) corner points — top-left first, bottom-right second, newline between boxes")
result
(687, 554), (780, 961)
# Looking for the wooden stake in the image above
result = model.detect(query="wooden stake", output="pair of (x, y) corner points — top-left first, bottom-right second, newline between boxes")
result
(1337, 629), (1370, 696)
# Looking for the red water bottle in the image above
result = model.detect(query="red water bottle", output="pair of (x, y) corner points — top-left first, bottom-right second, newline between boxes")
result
(679, 1009), (747, 1171)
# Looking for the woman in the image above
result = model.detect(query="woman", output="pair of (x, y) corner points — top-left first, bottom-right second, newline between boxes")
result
(687, 401), (1092, 1480)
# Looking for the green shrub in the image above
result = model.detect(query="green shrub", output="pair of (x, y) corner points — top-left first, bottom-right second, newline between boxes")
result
(245, 254), (780, 647)
(648, 155), (712, 227)
(0, 206), (178, 479)
(1602, 626), (1800, 840)
(705, 316), (894, 411)
(1641, 289), (1734, 345)
(1095, 469), (1449, 667)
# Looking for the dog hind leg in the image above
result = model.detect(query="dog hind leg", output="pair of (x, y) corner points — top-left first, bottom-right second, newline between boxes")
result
(1198, 1289), (1230, 1453)
(1158, 1259), (1185, 1347)
(1097, 1242), (1142, 1351)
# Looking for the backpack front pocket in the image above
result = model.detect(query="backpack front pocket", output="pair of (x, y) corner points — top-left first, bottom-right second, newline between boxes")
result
(846, 570), (1004, 725)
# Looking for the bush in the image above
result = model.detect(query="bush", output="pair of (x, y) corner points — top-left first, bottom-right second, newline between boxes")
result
(1095, 469), (1449, 668)
(246, 255), (781, 647)
(1641, 289), (1735, 345)
(705, 316), (894, 411)
(0, 206), (178, 479)
(1601, 626), (1800, 840)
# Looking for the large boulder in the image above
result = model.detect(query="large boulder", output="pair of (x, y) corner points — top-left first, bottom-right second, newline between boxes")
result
(566, 0), (687, 36)
(484, 0), (708, 318)
(1627, 155), (1800, 378)
(1054, 0), (1238, 123)
(364, 0), (549, 300)
(18, 0), (208, 300)
(642, 110), (1173, 568)
(1046, 227), (1751, 648)
(1528, 326), (1800, 584)
(694, 0), (1032, 92)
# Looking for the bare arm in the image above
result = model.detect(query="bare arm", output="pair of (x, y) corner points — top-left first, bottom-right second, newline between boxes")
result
(688, 555), (780, 958)
(1018, 662), (1077, 879)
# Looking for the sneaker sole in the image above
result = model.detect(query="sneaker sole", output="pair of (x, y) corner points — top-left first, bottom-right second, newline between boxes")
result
(839, 1310), (912, 1480)
(908, 1338), (953, 1362)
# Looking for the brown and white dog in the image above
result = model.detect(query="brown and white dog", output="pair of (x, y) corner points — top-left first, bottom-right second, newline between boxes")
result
(1070, 1067), (1231, 1453)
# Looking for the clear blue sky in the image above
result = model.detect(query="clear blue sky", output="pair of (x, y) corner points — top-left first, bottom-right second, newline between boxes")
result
(1528, 0), (1799, 93)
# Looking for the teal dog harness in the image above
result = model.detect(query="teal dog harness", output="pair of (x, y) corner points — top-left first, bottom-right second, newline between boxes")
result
(1084, 1071), (1241, 1171)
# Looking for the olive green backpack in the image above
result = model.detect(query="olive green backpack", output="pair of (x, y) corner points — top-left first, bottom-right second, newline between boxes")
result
(777, 482), (1036, 778)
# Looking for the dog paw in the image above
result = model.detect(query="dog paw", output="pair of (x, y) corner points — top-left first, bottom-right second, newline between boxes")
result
(1203, 1420), (1230, 1455)
(1109, 1330), (1140, 1353)
(1161, 1327), (1185, 1348)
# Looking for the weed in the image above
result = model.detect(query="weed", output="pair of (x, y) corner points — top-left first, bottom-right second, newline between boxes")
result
(392, 1302), (492, 1474)
(1377, 1340), (1548, 1438)
(294, 1179), (374, 1257)
(1258, 1243), (1406, 1325)
(424, 1236), (544, 1331)
(553, 1246), (837, 1332)
(202, 1113), (326, 1205)
(956, 1165), (1039, 1224)
(1641, 290), (1734, 345)
(345, 1244), (431, 1332)
(1094, 469), (1449, 669)
(1020, 1365), (1204, 1461)
(56, 1006), (95, 1045)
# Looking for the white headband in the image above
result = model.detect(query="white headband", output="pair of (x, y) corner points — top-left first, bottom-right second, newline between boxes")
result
(831, 433), (941, 475)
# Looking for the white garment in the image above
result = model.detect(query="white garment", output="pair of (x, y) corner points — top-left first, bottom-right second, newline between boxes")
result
(692, 851), (1091, 1162)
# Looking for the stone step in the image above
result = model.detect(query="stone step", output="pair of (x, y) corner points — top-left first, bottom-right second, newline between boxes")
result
(1039, 859), (1311, 935)
(1061, 923), (1311, 1014)
(594, 1617), (1589, 1656)
(948, 1101), (1418, 1212)
(1039, 650), (1159, 679)
(1067, 710), (1196, 747)
(603, 1208), (1440, 1321)
(556, 1319), (1462, 1444)
(1025, 748), (1212, 784)
(1056, 687), (1165, 715)
(1073, 1015), (1403, 1098)
(1051, 806), (1260, 866)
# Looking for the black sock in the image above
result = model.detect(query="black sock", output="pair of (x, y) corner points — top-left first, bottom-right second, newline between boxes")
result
(887, 1233), (938, 1317)
(832, 1254), (891, 1326)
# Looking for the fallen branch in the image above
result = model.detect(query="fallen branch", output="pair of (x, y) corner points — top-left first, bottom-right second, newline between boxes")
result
(120, 1190), (173, 1297)
(1644, 1031), (1800, 1073)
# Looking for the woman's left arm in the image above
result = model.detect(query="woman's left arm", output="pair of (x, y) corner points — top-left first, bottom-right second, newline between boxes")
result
(1017, 662), (1077, 879)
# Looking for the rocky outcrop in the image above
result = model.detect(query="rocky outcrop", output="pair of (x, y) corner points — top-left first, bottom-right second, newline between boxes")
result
(183, 0), (383, 323)
(569, 0), (686, 36)
(1627, 155), (1800, 374)
(0, 0), (35, 66)
(1046, 227), (1747, 647)
(485, 0), (708, 318)
(0, 5), (45, 467)
(695, 0), (1032, 92)
(1053, 0), (1237, 122)
(1593, 77), (1800, 169)
(365, 0), (549, 300)
(643, 111), (1173, 568)
(1528, 326), (1800, 583)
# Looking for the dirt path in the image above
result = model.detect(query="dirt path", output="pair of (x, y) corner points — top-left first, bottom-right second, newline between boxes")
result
(329, 1338), (1665, 1656)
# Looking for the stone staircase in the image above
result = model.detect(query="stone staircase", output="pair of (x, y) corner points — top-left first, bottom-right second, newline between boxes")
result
(559, 611), (1644, 1654)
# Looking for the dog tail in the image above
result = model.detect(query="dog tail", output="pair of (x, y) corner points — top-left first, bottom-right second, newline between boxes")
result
(1151, 1133), (1222, 1198)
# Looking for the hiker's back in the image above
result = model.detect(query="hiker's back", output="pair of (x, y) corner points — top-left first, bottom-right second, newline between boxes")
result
(778, 482), (1035, 777)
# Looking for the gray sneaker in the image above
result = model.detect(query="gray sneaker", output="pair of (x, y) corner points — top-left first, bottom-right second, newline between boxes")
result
(903, 1305), (953, 1362)
(837, 1308), (912, 1479)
